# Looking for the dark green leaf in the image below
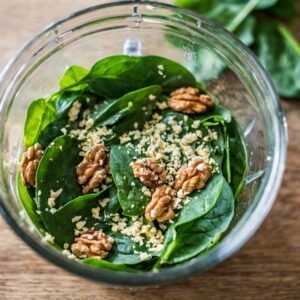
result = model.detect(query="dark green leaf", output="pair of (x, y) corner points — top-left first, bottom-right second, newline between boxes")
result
(36, 135), (82, 231)
(83, 77), (140, 99)
(268, 0), (296, 20)
(81, 258), (138, 272)
(38, 117), (67, 148)
(109, 145), (151, 216)
(38, 92), (99, 147)
(24, 99), (56, 147)
(48, 190), (109, 246)
(106, 184), (122, 213)
(175, 173), (223, 226)
(84, 55), (196, 96)
(222, 135), (231, 183)
(161, 176), (234, 264)
(17, 172), (46, 233)
(254, 22), (300, 98)
(107, 233), (154, 265)
(227, 117), (248, 199)
(174, 0), (259, 82)
(90, 85), (161, 130)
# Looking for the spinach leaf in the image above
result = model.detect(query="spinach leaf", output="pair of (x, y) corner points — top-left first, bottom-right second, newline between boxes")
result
(175, 173), (223, 226)
(38, 117), (67, 148)
(49, 190), (109, 246)
(175, 0), (259, 34)
(90, 85), (161, 130)
(161, 176), (234, 264)
(256, 0), (278, 9)
(174, 0), (299, 97)
(81, 258), (138, 272)
(157, 225), (177, 266)
(175, 0), (260, 82)
(60, 65), (89, 90)
(17, 172), (46, 233)
(24, 99), (56, 147)
(109, 145), (151, 217)
(36, 135), (82, 231)
(106, 184), (122, 213)
(38, 92), (98, 147)
(222, 135), (231, 183)
(205, 0), (260, 33)
(83, 77), (141, 99)
(83, 55), (196, 97)
(227, 117), (248, 199)
(107, 233), (154, 265)
(254, 22), (300, 98)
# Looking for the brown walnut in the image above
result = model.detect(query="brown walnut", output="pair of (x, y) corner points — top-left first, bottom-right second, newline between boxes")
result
(168, 87), (214, 114)
(131, 159), (166, 189)
(76, 145), (109, 194)
(71, 229), (114, 259)
(174, 157), (212, 195)
(21, 143), (44, 187)
(145, 186), (175, 222)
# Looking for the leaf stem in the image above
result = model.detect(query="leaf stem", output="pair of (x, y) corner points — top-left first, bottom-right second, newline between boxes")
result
(227, 0), (260, 32)
(278, 24), (300, 57)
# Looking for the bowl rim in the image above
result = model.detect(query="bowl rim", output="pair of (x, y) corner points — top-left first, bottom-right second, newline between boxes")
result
(0, 0), (287, 286)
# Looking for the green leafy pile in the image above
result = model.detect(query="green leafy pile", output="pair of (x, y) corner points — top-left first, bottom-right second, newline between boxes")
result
(18, 55), (248, 272)
(175, 0), (300, 98)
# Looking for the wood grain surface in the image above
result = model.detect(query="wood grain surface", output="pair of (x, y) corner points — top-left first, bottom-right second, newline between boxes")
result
(0, 1), (300, 299)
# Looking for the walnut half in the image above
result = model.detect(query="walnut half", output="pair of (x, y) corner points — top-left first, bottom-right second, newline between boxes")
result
(76, 145), (109, 194)
(21, 143), (44, 187)
(168, 87), (214, 114)
(131, 159), (166, 190)
(145, 185), (175, 222)
(71, 229), (114, 259)
(174, 157), (212, 195)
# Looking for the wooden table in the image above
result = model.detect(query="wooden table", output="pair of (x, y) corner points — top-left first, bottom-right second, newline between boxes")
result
(0, 1), (299, 299)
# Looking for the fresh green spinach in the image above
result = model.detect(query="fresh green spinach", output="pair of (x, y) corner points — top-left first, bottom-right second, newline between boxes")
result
(85, 55), (197, 96)
(160, 175), (234, 264)
(109, 145), (151, 216)
(227, 117), (248, 199)
(107, 233), (154, 265)
(36, 135), (82, 231)
(82, 258), (138, 272)
(47, 191), (108, 246)
(174, 0), (300, 97)
(17, 172), (46, 233)
(254, 22), (300, 98)
(90, 85), (161, 131)
(38, 92), (98, 147)
(106, 184), (122, 213)
(60, 65), (89, 90)
(24, 99), (56, 148)
(175, 173), (223, 226)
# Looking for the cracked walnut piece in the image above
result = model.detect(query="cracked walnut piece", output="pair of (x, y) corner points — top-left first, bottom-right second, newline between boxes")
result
(76, 145), (109, 194)
(71, 229), (114, 259)
(131, 159), (166, 189)
(21, 143), (44, 187)
(174, 157), (212, 195)
(168, 87), (214, 114)
(145, 186), (175, 222)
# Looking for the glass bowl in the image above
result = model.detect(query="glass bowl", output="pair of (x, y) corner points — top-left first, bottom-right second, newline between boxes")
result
(0, 1), (287, 286)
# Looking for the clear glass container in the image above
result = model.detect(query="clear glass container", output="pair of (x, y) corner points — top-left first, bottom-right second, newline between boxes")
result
(0, 1), (287, 286)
